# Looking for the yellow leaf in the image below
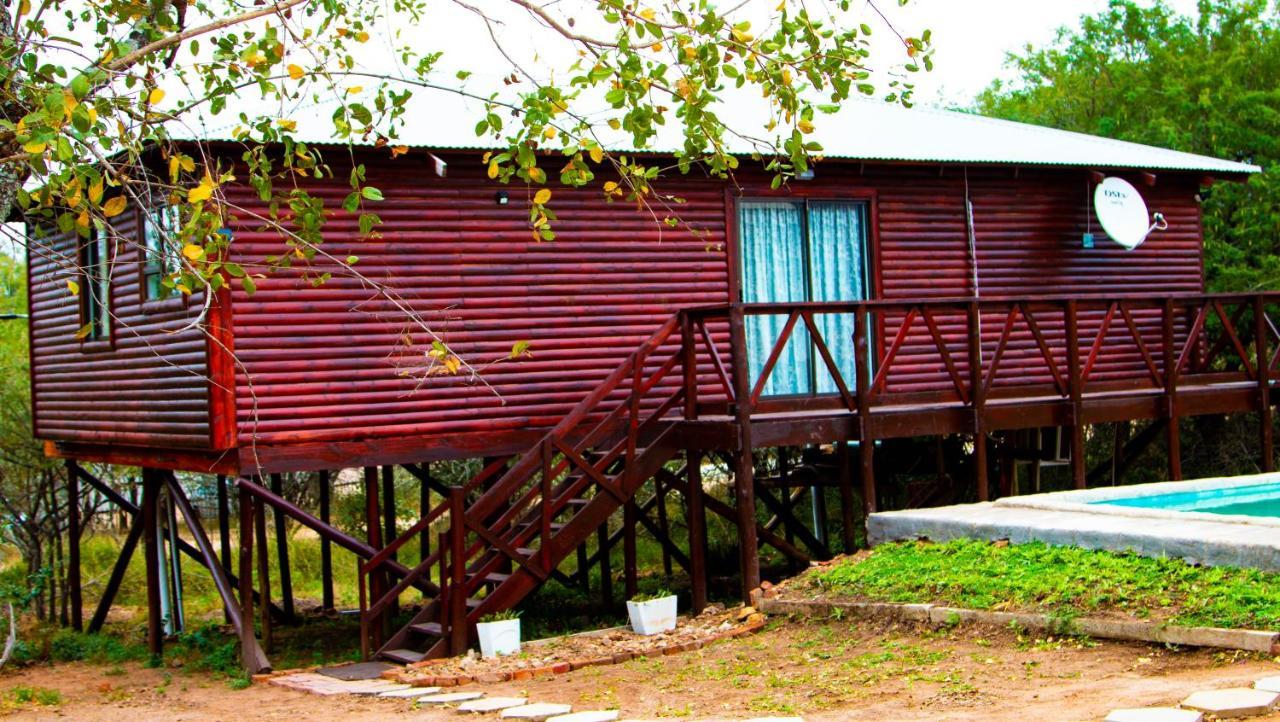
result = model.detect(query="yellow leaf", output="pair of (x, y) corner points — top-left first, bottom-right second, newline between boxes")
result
(639, 7), (656, 20)
(287, 64), (305, 80)
(148, 87), (165, 105)
(88, 178), (103, 204)
(798, 119), (815, 134)
(443, 355), (461, 374)
(603, 181), (619, 193)
(175, 283), (192, 295)
(487, 161), (500, 179)
(179, 156), (195, 172)
(188, 176), (215, 203)
(528, 167), (546, 184)
(17, 0), (29, 18)
(182, 244), (204, 261)
(390, 145), (409, 158)
(86, 106), (97, 124)
(542, 127), (557, 140)
(533, 188), (552, 205)
(589, 147), (604, 164)
(168, 156), (180, 183)
(66, 279), (79, 296)
(607, 118), (621, 130)
(277, 118), (298, 131)
(23, 140), (45, 154)
(355, 31), (370, 42)
(62, 92), (77, 118)
(75, 322), (94, 340)
(346, 86), (363, 95)
(102, 196), (127, 217)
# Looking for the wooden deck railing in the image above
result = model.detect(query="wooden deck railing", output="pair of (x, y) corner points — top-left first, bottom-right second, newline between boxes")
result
(681, 292), (1280, 502)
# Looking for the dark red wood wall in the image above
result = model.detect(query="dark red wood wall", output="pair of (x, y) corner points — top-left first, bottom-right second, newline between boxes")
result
(27, 213), (217, 449)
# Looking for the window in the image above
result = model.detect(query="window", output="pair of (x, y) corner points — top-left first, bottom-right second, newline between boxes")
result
(80, 226), (111, 340)
(142, 203), (182, 300)
(738, 199), (871, 396)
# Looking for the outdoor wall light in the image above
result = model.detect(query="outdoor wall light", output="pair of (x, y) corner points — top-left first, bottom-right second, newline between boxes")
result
(495, 191), (509, 205)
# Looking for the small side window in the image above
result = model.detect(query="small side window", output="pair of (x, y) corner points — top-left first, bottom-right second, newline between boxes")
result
(142, 203), (181, 300)
(79, 226), (111, 340)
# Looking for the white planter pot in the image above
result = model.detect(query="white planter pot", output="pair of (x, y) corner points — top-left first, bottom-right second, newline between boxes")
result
(476, 618), (521, 658)
(626, 595), (678, 635)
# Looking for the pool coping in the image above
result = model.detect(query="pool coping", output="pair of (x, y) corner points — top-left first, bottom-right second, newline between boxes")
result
(994, 472), (1280, 529)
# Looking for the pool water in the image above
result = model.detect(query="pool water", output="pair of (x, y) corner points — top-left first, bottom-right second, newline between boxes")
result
(1093, 481), (1280, 518)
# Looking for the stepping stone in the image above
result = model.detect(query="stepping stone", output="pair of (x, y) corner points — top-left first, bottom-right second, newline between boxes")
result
(419, 691), (486, 704)
(1255, 676), (1280, 693)
(1105, 709), (1203, 722)
(316, 661), (396, 680)
(1181, 688), (1280, 718)
(458, 697), (529, 713)
(380, 686), (444, 698)
(547, 712), (620, 722)
(341, 680), (410, 695)
(501, 703), (574, 720)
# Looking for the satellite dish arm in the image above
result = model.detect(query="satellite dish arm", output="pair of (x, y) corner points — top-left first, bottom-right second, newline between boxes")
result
(1142, 212), (1168, 243)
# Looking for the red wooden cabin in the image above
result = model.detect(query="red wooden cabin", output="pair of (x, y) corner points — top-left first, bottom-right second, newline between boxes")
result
(26, 102), (1267, 671)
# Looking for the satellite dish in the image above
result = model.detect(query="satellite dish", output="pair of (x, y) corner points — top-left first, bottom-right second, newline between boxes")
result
(1094, 176), (1155, 250)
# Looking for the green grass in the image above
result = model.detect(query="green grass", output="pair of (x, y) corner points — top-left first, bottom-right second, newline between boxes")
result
(803, 539), (1280, 630)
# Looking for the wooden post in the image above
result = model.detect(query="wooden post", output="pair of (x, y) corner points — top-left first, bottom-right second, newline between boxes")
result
(318, 470), (334, 612)
(685, 450), (708, 614)
(254, 495), (273, 654)
(448, 487), (467, 656)
(655, 476), (673, 578)
(967, 301), (989, 500)
(597, 523), (612, 607)
(836, 440), (856, 552)
(418, 464), (431, 562)
(65, 460), (82, 631)
(728, 305), (760, 601)
(1162, 299), (1183, 480)
(623, 499), (638, 599)
(1256, 295), (1274, 472)
(216, 475), (232, 626)
(363, 466), (384, 648)
(380, 465), (399, 621)
(237, 483), (256, 663)
(268, 474), (294, 620)
(854, 305), (876, 515)
(1065, 300), (1087, 489)
(141, 469), (164, 658)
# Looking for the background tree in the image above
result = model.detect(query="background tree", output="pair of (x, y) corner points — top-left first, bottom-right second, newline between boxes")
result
(974, 0), (1279, 292)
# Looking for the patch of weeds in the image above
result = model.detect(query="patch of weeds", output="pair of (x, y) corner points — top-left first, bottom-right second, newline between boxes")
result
(655, 702), (694, 717)
(1, 685), (63, 711)
(746, 694), (797, 714)
(226, 675), (252, 691)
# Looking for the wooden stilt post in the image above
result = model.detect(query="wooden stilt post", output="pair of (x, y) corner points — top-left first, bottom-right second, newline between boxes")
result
(1162, 299), (1183, 480)
(1256, 295), (1274, 472)
(967, 301), (990, 500)
(728, 305), (760, 602)
(381, 465), (399, 621)
(655, 476), (673, 579)
(267, 474), (294, 620)
(318, 470), (334, 612)
(65, 460), (82, 631)
(237, 482), (256, 664)
(597, 523), (612, 607)
(854, 306), (877, 515)
(685, 450), (708, 614)
(836, 441), (856, 551)
(216, 474), (232, 625)
(363, 467), (384, 649)
(576, 542), (589, 591)
(141, 468), (164, 658)
(447, 487), (467, 656)
(1065, 300), (1087, 489)
(623, 499), (638, 600)
(418, 464), (431, 563)
(254, 495), (273, 654)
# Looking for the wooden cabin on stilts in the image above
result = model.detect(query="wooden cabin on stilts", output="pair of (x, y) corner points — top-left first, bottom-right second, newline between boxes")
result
(26, 101), (1264, 672)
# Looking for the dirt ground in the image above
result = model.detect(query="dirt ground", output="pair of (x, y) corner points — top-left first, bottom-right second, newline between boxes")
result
(2, 618), (1279, 721)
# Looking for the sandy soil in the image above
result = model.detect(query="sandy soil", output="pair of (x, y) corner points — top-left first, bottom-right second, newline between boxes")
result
(2, 618), (1278, 721)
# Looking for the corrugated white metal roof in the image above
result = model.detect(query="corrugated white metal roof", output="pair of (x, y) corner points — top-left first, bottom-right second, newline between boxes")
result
(171, 92), (1260, 175)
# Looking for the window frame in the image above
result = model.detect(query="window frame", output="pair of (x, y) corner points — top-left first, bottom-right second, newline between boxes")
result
(78, 223), (114, 349)
(140, 201), (185, 306)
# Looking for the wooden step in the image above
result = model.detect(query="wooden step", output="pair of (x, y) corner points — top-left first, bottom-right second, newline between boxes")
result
(567, 498), (590, 507)
(518, 521), (566, 532)
(482, 572), (511, 584)
(410, 622), (443, 637)
(381, 648), (425, 665)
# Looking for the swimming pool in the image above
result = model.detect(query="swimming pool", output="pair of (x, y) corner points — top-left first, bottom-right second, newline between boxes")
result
(1091, 481), (1280, 518)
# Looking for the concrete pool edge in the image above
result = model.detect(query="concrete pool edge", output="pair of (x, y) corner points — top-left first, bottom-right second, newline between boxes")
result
(993, 472), (1280, 529)
(867, 474), (1280, 572)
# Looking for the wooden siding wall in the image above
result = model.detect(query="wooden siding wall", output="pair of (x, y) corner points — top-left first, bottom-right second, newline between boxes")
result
(224, 152), (730, 446)
(27, 213), (215, 448)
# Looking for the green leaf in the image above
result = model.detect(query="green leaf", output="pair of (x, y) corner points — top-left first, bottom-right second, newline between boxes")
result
(360, 186), (383, 201)
(241, 275), (257, 296)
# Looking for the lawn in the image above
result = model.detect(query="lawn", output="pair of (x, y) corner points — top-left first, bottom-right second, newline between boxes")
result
(798, 540), (1280, 630)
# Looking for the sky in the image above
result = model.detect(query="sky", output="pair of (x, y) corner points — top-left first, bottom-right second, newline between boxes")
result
(896, 0), (1202, 107)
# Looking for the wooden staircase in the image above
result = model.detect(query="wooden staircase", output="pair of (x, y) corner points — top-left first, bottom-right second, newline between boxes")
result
(357, 316), (688, 662)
